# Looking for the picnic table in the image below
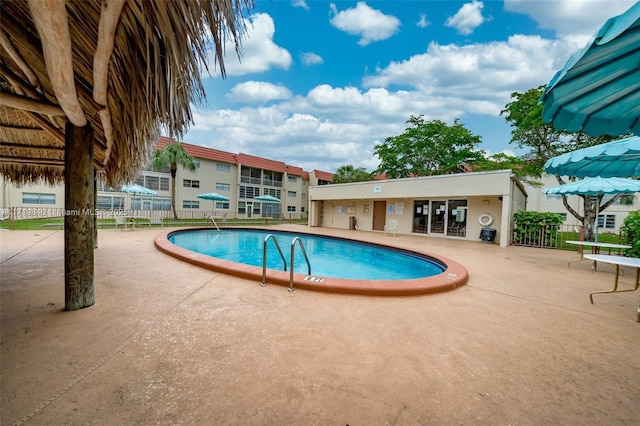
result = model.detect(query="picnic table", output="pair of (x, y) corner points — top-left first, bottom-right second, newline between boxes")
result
(565, 240), (631, 270)
(583, 254), (640, 323)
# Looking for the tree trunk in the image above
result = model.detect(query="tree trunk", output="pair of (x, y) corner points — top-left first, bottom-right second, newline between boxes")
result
(582, 195), (598, 242)
(64, 122), (95, 311)
(171, 164), (178, 220)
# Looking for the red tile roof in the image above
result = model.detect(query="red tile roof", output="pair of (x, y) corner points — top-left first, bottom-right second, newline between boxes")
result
(155, 137), (237, 164)
(313, 170), (334, 182)
(155, 136), (309, 177)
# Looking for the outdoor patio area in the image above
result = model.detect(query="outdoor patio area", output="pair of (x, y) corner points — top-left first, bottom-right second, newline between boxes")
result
(1, 225), (639, 425)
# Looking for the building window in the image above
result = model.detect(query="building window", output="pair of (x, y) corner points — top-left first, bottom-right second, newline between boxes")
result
(288, 175), (297, 182)
(241, 166), (261, 185)
(614, 194), (635, 205)
(22, 193), (55, 205)
(545, 194), (562, 200)
(193, 160), (200, 168)
(183, 179), (200, 188)
(97, 195), (124, 210)
(598, 214), (615, 229)
(215, 201), (230, 210)
(287, 205), (296, 212)
(288, 191), (296, 197)
(239, 185), (260, 199)
(263, 188), (281, 199)
(136, 175), (169, 191)
(144, 163), (171, 173)
(301, 206), (305, 213)
(216, 163), (231, 172)
(216, 183), (230, 191)
(183, 200), (200, 209)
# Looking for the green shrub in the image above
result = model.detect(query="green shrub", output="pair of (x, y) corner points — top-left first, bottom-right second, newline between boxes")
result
(620, 210), (640, 258)
(512, 211), (565, 247)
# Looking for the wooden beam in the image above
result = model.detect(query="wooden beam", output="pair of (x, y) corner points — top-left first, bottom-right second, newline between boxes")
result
(0, 29), (41, 90)
(0, 142), (65, 154)
(0, 92), (65, 116)
(0, 156), (65, 166)
(94, 0), (125, 168)
(0, 123), (46, 132)
(20, 110), (65, 145)
(93, 0), (126, 106)
(27, 0), (87, 127)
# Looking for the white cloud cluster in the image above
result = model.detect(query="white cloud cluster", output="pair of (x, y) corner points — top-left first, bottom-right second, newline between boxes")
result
(445, 0), (486, 35)
(417, 13), (430, 28)
(187, 0), (635, 173)
(329, 2), (401, 46)
(213, 13), (292, 77)
(300, 52), (324, 66)
(504, 0), (637, 37)
(227, 81), (292, 103)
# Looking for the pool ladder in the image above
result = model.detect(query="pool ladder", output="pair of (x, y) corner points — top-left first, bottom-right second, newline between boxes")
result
(261, 234), (311, 291)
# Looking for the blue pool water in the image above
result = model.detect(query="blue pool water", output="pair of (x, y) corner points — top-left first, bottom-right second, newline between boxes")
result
(168, 229), (446, 280)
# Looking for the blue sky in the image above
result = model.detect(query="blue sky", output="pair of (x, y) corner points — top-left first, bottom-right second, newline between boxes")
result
(182, 0), (637, 173)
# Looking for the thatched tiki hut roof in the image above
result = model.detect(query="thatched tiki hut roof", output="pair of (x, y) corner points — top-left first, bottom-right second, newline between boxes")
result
(0, 0), (254, 310)
(0, 0), (253, 186)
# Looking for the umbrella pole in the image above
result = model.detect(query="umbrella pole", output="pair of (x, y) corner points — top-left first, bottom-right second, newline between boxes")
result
(594, 194), (600, 243)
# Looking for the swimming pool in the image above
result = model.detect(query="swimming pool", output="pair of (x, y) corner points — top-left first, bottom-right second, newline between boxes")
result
(155, 227), (468, 296)
(168, 229), (444, 280)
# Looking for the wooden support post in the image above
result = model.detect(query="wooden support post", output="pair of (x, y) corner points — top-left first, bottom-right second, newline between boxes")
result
(64, 122), (95, 310)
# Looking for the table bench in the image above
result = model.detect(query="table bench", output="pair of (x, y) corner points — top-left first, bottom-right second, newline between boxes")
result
(583, 254), (640, 322)
(565, 240), (631, 270)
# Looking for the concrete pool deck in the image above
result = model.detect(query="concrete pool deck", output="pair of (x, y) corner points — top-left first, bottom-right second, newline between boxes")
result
(1, 225), (639, 425)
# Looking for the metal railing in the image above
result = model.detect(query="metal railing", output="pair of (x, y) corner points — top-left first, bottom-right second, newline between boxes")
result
(261, 234), (287, 287)
(512, 224), (585, 249)
(289, 237), (311, 292)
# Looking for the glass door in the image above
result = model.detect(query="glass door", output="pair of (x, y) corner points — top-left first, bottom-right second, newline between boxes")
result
(430, 201), (446, 234)
(413, 200), (429, 233)
(447, 200), (468, 237)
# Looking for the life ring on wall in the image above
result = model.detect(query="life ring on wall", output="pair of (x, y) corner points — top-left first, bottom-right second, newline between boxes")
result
(478, 213), (494, 226)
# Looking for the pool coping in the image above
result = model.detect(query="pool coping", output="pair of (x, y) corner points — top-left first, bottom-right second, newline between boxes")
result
(154, 227), (469, 296)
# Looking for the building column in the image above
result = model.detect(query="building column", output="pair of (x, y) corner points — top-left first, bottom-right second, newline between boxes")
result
(499, 194), (511, 248)
(64, 122), (95, 310)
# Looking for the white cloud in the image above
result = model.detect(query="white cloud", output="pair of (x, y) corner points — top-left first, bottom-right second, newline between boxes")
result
(445, 0), (486, 35)
(417, 13), (430, 28)
(227, 81), (292, 103)
(329, 2), (401, 46)
(504, 0), (637, 38)
(189, 1), (628, 173)
(291, 0), (309, 11)
(300, 52), (324, 66)
(209, 13), (292, 77)
(362, 35), (572, 115)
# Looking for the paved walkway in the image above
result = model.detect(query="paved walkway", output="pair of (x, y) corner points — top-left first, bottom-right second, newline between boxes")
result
(1, 226), (639, 425)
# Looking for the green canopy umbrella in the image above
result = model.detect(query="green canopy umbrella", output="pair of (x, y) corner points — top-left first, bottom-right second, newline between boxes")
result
(197, 192), (230, 212)
(540, 2), (640, 136)
(255, 195), (281, 218)
(543, 176), (640, 241)
(544, 135), (640, 178)
(121, 184), (158, 210)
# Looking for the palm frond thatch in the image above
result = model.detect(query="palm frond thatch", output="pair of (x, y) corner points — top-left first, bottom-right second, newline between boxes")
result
(0, 0), (253, 186)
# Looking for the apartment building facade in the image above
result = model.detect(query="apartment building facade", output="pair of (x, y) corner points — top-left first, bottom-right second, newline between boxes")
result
(1, 137), (335, 222)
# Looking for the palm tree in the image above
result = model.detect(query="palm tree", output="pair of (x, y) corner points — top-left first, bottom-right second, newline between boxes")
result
(332, 164), (373, 183)
(151, 142), (197, 220)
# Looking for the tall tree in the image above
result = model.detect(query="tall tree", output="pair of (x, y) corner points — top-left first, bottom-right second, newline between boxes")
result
(374, 115), (484, 178)
(151, 142), (197, 220)
(501, 85), (619, 240)
(332, 165), (372, 183)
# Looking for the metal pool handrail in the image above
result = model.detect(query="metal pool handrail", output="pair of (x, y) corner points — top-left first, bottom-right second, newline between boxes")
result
(261, 234), (287, 287)
(290, 237), (311, 292)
